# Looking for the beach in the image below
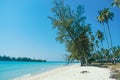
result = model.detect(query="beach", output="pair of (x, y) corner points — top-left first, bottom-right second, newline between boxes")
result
(14, 64), (115, 80)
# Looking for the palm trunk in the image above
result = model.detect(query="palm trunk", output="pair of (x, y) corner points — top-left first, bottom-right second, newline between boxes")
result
(102, 41), (106, 62)
(106, 23), (115, 64)
(102, 23), (110, 49)
(106, 23), (113, 49)
(94, 45), (97, 61)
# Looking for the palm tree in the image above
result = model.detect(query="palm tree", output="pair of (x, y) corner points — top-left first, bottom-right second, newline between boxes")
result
(96, 30), (104, 48)
(97, 10), (110, 49)
(102, 8), (114, 50)
(95, 40), (99, 50)
(98, 8), (114, 64)
(112, 0), (120, 8)
(96, 50), (103, 64)
(89, 32), (95, 51)
(97, 8), (114, 51)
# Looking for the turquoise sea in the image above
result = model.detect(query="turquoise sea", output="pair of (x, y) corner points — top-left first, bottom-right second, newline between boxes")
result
(0, 61), (66, 80)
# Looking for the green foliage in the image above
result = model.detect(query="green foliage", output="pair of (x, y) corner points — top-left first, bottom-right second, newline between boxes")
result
(98, 8), (114, 56)
(49, 0), (119, 65)
(49, 0), (92, 64)
(97, 8), (114, 57)
(112, 0), (120, 8)
(97, 8), (114, 24)
(96, 30), (104, 43)
(112, 46), (120, 58)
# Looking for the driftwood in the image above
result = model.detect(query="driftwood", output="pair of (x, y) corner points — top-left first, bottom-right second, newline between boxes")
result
(80, 71), (89, 74)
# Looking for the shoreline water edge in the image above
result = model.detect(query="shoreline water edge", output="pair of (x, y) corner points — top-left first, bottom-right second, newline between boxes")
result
(0, 61), (66, 80)
(13, 63), (115, 80)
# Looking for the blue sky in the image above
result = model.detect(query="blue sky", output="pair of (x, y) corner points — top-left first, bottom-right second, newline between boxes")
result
(0, 0), (119, 61)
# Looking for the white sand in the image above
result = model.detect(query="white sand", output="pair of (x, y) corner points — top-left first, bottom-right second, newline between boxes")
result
(14, 64), (115, 80)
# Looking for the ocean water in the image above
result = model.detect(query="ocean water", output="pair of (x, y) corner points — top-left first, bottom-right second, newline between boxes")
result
(0, 61), (66, 80)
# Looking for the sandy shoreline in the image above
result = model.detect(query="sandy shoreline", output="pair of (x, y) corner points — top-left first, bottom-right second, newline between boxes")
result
(13, 64), (115, 80)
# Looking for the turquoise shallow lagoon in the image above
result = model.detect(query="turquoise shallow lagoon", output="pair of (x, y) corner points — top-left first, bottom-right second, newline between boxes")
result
(0, 61), (66, 80)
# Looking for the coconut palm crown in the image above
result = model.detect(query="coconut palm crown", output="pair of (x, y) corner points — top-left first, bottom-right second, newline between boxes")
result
(112, 0), (120, 8)
(97, 8), (114, 49)
(97, 8), (114, 24)
(96, 30), (104, 42)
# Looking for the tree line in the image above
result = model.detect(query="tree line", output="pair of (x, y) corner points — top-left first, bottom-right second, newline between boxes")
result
(0, 55), (46, 62)
(49, 0), (120, 66)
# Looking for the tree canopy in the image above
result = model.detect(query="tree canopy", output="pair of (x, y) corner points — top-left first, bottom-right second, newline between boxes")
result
(49, 0), (120, 65)
(49, 0), (94, 65)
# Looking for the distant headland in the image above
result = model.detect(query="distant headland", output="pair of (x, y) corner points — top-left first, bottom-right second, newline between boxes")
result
(0, 55), (46, 62)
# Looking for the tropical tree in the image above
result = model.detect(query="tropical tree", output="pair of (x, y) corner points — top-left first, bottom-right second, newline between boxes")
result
(49, 0), (92, 66)
(112, 0), (120, 8)
(97, 10), (110, 49)
(101, 48), (110, 62)
(97, 8), (114, 54)
(112, 46), (120, 63)
(96, 30), (104, 48)
(89, 32), (95, 50)
(94, 51), (103, 63)
(95, 40), (99, 50)
(97, 8), (114, 64)
(101, 8), (114, 50)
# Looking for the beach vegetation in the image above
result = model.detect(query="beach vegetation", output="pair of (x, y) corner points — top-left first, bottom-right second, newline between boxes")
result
(49, 0), (120, 66)
(49, 0), (94, 66)
(112, 0), (120, 8)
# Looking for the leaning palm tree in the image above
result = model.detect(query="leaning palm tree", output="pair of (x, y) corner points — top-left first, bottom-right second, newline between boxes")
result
(112, 0), (120, 8)
(98, 8), (114, 64)
(102, 8), (114, 50)
(97, 10), (110, 49)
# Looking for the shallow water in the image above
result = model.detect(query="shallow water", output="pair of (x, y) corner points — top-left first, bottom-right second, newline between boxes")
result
(0, 61), (66, 80)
